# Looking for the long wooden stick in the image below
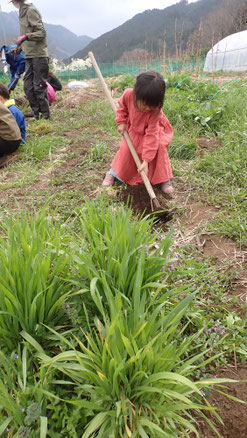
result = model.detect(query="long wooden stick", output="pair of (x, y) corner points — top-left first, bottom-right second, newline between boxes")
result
(88, 51), (160, 209)
(8, 77), (18, 91)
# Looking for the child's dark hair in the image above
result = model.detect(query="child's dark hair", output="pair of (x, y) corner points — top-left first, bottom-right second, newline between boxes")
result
(0, 83), (10, 100)
(134, 71), (166, 108)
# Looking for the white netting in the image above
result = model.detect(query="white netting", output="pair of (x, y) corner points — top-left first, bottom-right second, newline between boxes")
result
(204, 30), (247, 73)
(0, 48), (8, 74)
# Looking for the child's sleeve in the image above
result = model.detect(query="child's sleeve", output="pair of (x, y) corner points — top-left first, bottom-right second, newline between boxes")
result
(20, 116), (26, 142)
(142, 113), (173, 163)
(17, 56), (26, 75)
(115, 90), (129, 125)
(53, 76), (62, 91)
(160, 115), (173, 147)
(18, 112), (26, 142)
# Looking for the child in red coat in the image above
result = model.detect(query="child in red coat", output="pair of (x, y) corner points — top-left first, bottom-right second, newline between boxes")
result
(102, 71), (174, 194)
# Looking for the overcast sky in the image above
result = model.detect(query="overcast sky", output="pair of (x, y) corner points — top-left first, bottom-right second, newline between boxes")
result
(3, 0), (198, 38)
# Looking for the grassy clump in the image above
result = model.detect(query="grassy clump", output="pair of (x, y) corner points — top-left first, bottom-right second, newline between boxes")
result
(0, 208), (73, 351)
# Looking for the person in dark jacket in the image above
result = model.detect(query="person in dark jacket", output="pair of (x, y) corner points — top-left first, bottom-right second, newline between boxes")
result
(9, 0), (50, 120)
(0, 83), (26, 142)
(46, 70), (62, 104)
(0, 44), (25, 91)
(47, 71), (62, 92)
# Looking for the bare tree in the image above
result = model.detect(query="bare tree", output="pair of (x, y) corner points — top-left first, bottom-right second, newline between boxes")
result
(186, 0), (246, 55)
(117, 49), (146, 63)
(174, 19), (185, 72)
(231, 1), (247, 32)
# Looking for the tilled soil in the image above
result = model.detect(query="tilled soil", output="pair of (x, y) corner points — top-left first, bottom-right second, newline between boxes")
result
(195, 366), (247, 438)
(118, 183), (174, 223)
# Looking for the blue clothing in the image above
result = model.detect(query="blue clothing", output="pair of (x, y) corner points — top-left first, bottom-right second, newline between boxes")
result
(110, 168), (124, 182)
(0, 45), (26, 91)
(6, 101), (26, 142)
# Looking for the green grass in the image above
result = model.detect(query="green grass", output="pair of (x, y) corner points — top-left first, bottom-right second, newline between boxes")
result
(0, 73), (246, 437)
(79, 142), (110, 168)
(23, 135), (71, 162)
(0, 207), (74, 351)
(165, 77), (247, 245)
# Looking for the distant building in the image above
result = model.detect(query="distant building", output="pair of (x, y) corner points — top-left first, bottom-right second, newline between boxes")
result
(204, 30), (247, 73)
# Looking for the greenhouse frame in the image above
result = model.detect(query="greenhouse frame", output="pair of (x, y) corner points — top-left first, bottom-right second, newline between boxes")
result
(204, 29), (247, 73)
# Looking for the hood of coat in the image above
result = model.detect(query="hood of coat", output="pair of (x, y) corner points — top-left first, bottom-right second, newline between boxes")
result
(19, 1), (33, 18)
(10, 0), (32, 9)
(10, 0), (32, 4)
(10, 1), (20, 9)
(19, 3), (28, 18)
(4, 99), (16, 108)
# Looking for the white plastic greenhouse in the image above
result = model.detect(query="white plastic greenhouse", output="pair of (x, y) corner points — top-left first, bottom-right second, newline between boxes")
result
(204, 29), (247, 73)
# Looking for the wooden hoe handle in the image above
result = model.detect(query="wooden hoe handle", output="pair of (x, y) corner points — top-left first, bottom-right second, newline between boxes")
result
(88, 51), (160, 209)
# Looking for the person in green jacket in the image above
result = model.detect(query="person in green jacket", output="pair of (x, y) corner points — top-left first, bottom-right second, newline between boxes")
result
(8, 0), (50, 120)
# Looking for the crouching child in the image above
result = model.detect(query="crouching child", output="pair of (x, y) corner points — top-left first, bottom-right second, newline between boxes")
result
(0, 101), (22, 166)
(0, 83), (26, 143)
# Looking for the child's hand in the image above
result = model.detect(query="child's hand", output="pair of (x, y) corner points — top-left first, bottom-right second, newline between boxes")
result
(118, 124), (126, 135)
(138, 160), (148, 176)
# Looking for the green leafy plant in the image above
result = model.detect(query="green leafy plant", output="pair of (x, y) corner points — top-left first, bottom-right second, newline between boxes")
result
(0, 208), (73, 350)
(45, 393), (86, 438)
(30, 280), (240, 438)
(0, 342), (87, 437)
(72, 199), (172, 300)
(0, 346), (48, 438)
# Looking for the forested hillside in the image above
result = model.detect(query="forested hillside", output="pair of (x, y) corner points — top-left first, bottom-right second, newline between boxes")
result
(74, 0), (246, 62)
(0, 11), (93, 59)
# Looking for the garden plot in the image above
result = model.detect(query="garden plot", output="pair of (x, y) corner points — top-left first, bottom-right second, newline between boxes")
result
(0, 74), (246, 437)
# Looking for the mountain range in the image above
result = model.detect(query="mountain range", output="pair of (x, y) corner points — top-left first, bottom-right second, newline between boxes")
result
(1, 0), (246, 63)
(0, 11), (93, 59)
(73, 0), (246, 62)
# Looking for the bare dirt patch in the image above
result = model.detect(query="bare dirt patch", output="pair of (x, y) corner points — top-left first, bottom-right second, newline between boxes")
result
(213, 75), (244, 85)
(194, 75), (242, 86)
(199, 233), (240, 261)
(63, 129), (82, 140)
(229, 282), (247, 304)
(196, 137), (222, 157)
(59, 86), (106, 109)
(118, 184), (174, 223)
(172, 182), (247, 312)
(177, 201), (219, 232)
(195, 366), (247, 438)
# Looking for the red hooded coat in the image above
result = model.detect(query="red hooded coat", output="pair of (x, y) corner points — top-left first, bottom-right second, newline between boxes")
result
(111, 88), (173, 185)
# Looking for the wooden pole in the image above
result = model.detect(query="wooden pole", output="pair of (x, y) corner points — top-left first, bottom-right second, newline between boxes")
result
(88, 51), (160, 209)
